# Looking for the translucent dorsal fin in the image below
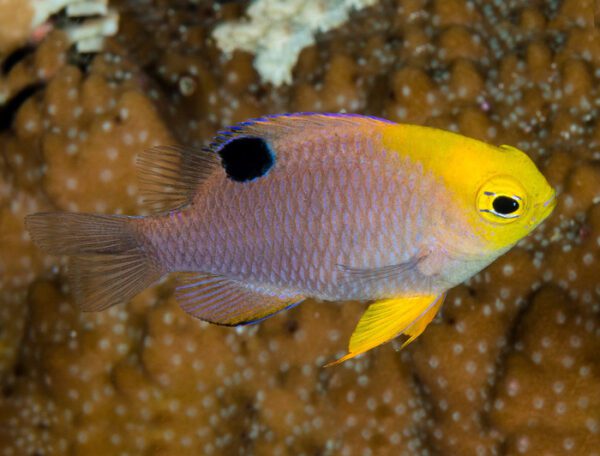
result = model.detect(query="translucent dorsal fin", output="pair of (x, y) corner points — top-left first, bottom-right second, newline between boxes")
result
(137, 113), (392, 212)
(136, 145), (219, 213)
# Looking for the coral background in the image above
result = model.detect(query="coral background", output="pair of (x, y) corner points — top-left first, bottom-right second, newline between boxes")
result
(0, 0), (598, 455)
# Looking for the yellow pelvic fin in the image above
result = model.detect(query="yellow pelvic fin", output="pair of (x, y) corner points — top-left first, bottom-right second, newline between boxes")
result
(326, 293), (446, 366)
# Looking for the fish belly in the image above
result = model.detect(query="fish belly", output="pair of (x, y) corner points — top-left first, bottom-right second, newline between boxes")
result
(159, 143), (440, 301)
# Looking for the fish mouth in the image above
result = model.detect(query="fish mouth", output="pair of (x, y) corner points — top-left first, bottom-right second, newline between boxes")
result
(535, 190), (557, 223)
(528, 190), (556, 228)
(541, 190), (557, 217)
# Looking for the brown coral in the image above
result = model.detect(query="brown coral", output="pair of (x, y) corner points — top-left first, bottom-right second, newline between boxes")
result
(0, 0), (599, 455)
(0, 0), (35, 54)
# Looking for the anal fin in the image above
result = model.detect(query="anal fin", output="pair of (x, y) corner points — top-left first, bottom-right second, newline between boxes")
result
(176, 273), (305, 326)
(326, 293), (446, 366)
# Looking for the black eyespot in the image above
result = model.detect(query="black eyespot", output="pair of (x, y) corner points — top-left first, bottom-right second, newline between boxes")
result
(218, 136), (275, 182)
(492, 196), (520, 215)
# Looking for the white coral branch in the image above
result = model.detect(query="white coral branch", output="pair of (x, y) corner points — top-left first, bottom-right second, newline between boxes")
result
(212, 0), (377, 86)
(31, 0), (117, 52)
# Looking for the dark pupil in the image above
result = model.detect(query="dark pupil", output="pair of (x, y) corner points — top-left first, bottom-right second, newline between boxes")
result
(493, 196), (519, 214)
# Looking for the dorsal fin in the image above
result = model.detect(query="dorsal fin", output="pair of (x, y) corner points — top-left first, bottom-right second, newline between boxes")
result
(136, 145), (219, 213)
(137, 113), (393, 212)
(208, 112), (394, 152)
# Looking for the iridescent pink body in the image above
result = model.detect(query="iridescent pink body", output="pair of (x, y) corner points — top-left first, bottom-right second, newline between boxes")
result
(140, 120), (484, 302)
(25, 113), (556, 361)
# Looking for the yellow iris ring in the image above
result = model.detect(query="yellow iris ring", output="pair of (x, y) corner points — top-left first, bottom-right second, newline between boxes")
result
(476, 175), (527, 225)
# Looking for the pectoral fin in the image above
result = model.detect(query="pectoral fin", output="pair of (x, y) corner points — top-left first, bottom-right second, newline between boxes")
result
(337, 254), (427, 285)
(326, 293), (446, 366)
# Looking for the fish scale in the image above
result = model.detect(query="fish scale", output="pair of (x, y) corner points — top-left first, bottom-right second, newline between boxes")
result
(149, 141), (435, 301)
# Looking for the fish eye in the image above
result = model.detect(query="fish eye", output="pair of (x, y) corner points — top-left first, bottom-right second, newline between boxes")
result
(476, 177), (527, 224)
(492, 196), (520, 215)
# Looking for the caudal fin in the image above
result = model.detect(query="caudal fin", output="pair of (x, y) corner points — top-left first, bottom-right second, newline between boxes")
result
(25, 212), (163, 311)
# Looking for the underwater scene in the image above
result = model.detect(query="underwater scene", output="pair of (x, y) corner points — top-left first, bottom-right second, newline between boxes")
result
(0, 0), (599, 455)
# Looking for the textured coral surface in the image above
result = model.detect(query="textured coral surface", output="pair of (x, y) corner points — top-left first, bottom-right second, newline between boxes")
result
(0, 0), (599, 455)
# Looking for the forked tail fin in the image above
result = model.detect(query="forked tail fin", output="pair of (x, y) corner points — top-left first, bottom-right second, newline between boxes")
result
(25, 212), (163, 311)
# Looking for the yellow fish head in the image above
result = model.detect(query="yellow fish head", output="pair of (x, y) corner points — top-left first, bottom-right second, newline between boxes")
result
(383, 125), (556, 254)
(456, 143), (556, 251)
